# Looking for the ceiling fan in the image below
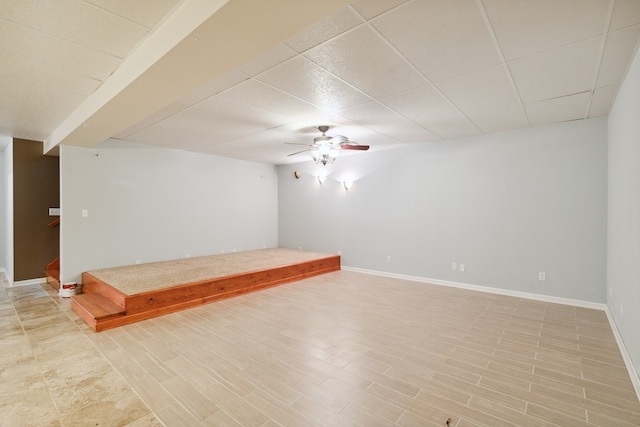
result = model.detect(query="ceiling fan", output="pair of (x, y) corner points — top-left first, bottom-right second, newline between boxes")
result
(286, 125), (369, 165)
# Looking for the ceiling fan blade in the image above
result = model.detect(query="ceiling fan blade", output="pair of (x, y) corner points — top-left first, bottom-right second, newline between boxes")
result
(284, 141), (312, 146)
(287, 149), (310, 156)
(340, 144), (369, 151)
(330, 135), (349, 144)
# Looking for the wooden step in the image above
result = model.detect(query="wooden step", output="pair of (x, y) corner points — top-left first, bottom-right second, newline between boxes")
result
(71, 293), (126, 331)
(45, 270), (60, 290)
(45, 257), (61, 290)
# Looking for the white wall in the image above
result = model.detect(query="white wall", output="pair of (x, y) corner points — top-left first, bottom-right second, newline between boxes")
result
(60, 140), (278, 284)
(0, 137), (13, 281)
(279, 118), (607, 303)
(0, 144), (5, 273)
(608, 47), (640, 376)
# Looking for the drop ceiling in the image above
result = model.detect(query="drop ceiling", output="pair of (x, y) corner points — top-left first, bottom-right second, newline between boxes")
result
(1, 0), (639, 164)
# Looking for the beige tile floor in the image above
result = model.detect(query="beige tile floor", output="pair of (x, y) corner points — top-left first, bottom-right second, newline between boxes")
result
(2, 270), (639, 426)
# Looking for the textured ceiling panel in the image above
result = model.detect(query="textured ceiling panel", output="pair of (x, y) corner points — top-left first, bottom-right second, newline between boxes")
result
(372, 0), (501, 82)
(509, 38), (602, 103)
(525, 92), (592, 126)
(381, 86), (481, 140)
(0, 0), (150, 58)
(257, 56), (372, 113)
(596, 25), (640, 87)
(284, 7), (363, 53)
(436, 65), (529, 134)
(0, 19), (121, 80)
(609, 0), (640, 31)
(220, 79), (325, 123)
(483, 0), (608, 61)
(304, 25), (426, 99)
(351, 0), (410, 20)
(235, 44), (297, 77)
(2, 0), (640, 164)
(84, 0), (181, 29)
(339, 101), (441, 142)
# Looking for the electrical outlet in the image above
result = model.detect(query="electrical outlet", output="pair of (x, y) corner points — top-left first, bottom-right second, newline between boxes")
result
(185, 254), (190, 258)
(459, 264), (465, 272)
(451, 262), (457, 271)
(136, 260), (141, 265)
(538, 272), (546, 281)
(386, 255), (392, 263)
(337, 250), (341, 255)
(81, 209), (88, 218)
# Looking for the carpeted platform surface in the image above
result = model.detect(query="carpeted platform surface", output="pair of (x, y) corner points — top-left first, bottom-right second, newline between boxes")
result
(85, 248), (336, 296)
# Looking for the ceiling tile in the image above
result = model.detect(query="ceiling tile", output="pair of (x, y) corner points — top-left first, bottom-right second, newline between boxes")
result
(0, 73), (86, 111)
(588, 84), (618, 118)
(0, 53), (100, 96)
(220, 79), (326, 122)
(116, 70), (249, 139)
(125, 108), (260, 150)
(84, 0), (180, 29)
(483, 0), (609, 61)
(380, 86), (481, 140)
(609, 0), (640, 31)
(113, 102), (188, 139)
(597, 25), (640, 87)
(0, 98), (71, 140)
(509, 37), (601, 103)
(284, 6), (364, 53)
(192, 95), (290, 131)
(372, 0), (501, 82)
(436, 66), (529, 134)
(351, 0), (411, 20)
(525, 92), (591, 126)
(176, 70), (248, 106)
(381, 86), (481, 139)
(0, 0), (149, 58)
(339, 101), (441, 142)
(257, 56), (372, 113)
(235, 44), (297, 77)
(0, 19), (121, 80)
(304, 25), (425, 99)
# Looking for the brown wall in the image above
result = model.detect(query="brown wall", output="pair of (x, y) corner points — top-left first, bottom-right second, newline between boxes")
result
(13, 139), (60, 281)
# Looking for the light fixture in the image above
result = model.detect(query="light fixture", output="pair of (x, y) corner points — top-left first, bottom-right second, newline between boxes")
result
(343, 180), (353, 190)
(310, 143), (339, 166)
(309, 127), (339, 166)
(316, 175), (326, 184)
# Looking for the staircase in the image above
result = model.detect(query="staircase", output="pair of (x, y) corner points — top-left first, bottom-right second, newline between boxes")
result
(45, 218), (61, 290)
(45, 257), (60, 290)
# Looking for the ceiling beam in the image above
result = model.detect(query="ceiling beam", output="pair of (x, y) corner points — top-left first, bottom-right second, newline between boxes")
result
(44, 0), (350, 154)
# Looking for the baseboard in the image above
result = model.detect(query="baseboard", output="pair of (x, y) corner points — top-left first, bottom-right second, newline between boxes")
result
(341, 266), (606, 310)
(0, 268), (11, 288)
(604, 307), (640, 400)
(12, 277), (48, 287)
(341, 265), (639, 401)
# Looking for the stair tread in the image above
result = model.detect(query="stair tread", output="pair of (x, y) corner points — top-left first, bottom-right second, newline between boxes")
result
(72, 293), (125, 320)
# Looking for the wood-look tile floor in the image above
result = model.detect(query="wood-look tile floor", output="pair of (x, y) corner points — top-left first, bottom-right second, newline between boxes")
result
(2, 270), (639, 426)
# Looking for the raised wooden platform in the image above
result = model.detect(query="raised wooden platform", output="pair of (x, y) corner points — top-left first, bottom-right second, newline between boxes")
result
(71, 249), (340, 332)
